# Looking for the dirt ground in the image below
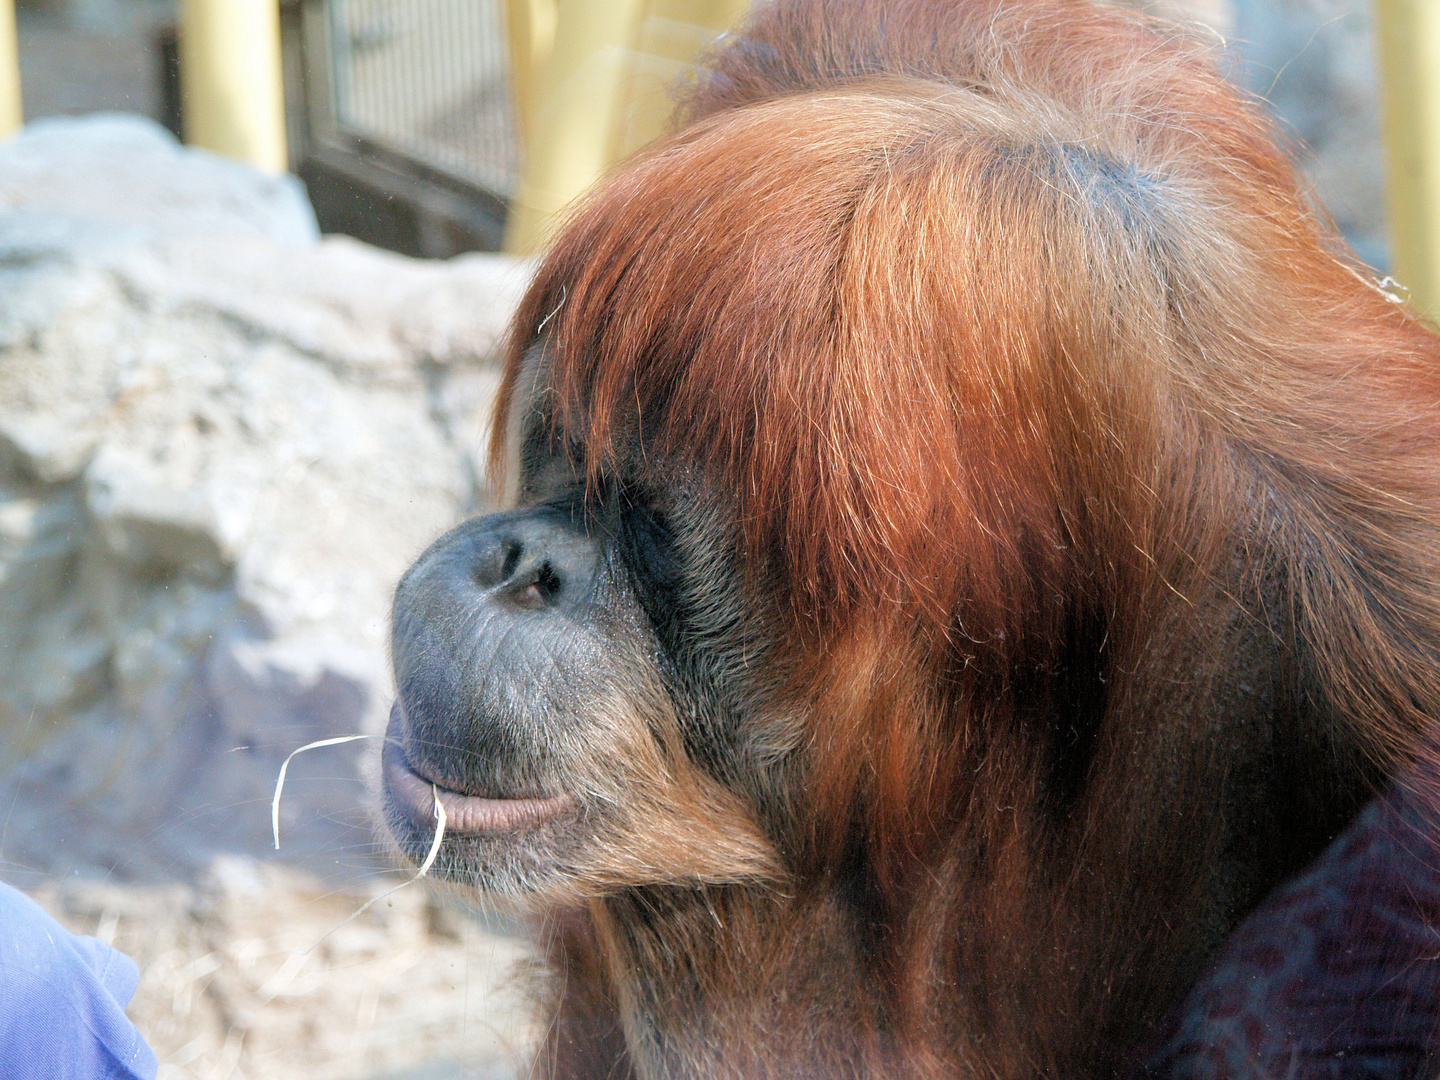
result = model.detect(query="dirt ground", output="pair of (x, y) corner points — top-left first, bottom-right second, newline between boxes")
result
(26, 860), (542, 1080)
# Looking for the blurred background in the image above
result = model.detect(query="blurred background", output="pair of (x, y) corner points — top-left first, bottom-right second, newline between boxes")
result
(0, 0), (1411, 1077)
(10, 0), (1399, 260)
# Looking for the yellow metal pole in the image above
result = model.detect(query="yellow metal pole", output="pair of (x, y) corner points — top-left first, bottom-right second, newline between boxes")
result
(0, 0), (21, 139)
(1375, 0), (1440, 318)
(609, 0), (751, 162)
(503, 0), (749, 255)
(505, 0), (559, 145)
(178, 0), (287, 173)
(504, 0), (648, 254)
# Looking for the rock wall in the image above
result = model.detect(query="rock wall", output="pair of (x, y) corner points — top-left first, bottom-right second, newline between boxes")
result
(0, 116), (530, 882)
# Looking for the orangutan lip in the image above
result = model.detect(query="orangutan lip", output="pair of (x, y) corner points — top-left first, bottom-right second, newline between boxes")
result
(383, 705), (572, 836)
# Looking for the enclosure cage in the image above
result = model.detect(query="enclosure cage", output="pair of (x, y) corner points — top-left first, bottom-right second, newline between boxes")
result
(283, 0), (517, 257)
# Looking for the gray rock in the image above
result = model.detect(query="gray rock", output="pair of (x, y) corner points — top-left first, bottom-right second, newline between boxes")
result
(0, 115), (531, 881)
(0, 114), (319, 245)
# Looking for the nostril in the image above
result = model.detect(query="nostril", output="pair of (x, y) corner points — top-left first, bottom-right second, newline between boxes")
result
(474, 538), (525, 589)
(500, 540), (522, 583)
(460, 516), (591, 608)
(507, 560), (563, 610)
(535, 561), (562, 602)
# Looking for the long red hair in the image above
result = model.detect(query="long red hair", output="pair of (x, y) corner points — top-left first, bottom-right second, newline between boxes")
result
(491, 1), (1440, 1069)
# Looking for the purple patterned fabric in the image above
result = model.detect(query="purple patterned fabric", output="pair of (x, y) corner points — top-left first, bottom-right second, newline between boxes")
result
(1142, 791), (1440, 1080)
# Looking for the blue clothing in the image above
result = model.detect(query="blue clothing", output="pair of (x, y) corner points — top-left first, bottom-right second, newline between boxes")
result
(0, 881), (158, 1079)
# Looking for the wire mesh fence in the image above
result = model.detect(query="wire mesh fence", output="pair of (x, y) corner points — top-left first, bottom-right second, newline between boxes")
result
(323, 0), (517, 196)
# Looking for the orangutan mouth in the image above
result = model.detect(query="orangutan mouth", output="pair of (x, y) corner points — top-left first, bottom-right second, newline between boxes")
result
(382, 705), (573, 835)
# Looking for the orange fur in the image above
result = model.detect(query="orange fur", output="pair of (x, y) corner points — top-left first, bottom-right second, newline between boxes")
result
(480, 1), (1440, 1074)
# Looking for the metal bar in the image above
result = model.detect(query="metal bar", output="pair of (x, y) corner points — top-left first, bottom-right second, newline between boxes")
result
(503, 0), (748, 254)
(1375, 0), (1440, 317)
(179, 0), (289, 172)
(504, 0), (558, 146)
(0, 0), (20, 138)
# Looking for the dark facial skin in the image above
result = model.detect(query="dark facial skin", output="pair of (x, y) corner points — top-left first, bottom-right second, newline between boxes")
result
(383, 401), (785, 901)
